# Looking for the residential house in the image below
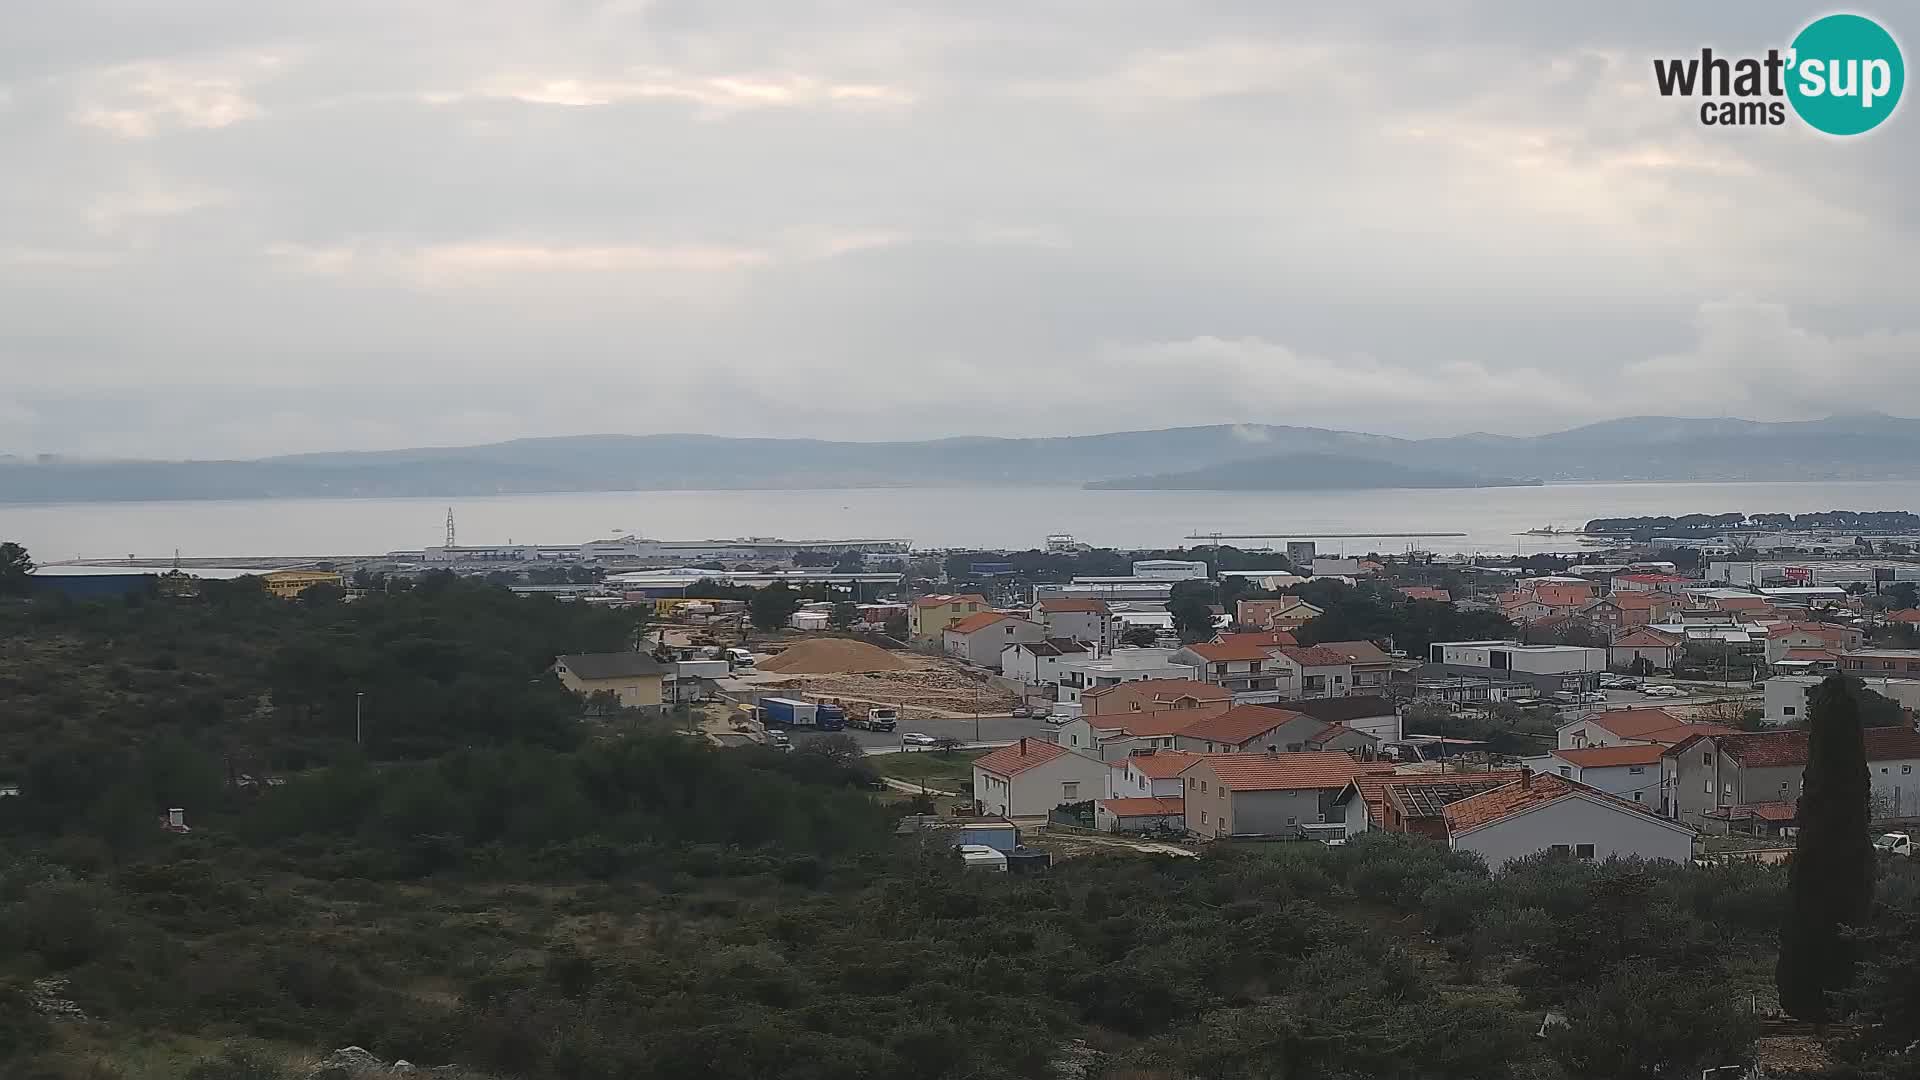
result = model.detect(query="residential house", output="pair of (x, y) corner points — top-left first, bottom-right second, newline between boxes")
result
(1583, 591), (1674, 632)
(1764, 673), (1920, 725)
(1333, 770), (1523, 839)
(1179, 752), (1382, 838)
(1094, 796), (1185, 834)
(1397, 586), (1452, 603)
(1609, 628), (1684, 672)
(943, 612), (1045, 669)
(1526, 744), (1665, 804)
(553, 652), (666, 709)
(1663, 727), (1920, 826)
(1055, 649), (1204, 703)
(1612, 572), (1694, 594)
(1310, 640), (1398, 695)
(1884, 608), (1920, 626)
(1556, 708), (1736, 750)
(1840, 648), (1920, 679)
(1279, 645), (1358, 699)
(1443, 771), (1696, 868)
(1236, 597), (1323, 631)
(1770, 648), (1841, 677)
(1176, 640), (1293, 698)
(1107, 748), (1204, 799)
(1287, 694), (1403, 742)
(1216, 629), (1299, 649)
(1083, 678), (1230, 717)
(909, 593), (989, 641)
(1000, 638), (1089, 686)
(1058, 707), (1221, 760)
(1172, 705), (1377, 756)
(1498, 593), (1554, 623)
(1760, 622), (1859, 664)
(1031, 598), (1115, 649)
(971, 738), (1110, 818)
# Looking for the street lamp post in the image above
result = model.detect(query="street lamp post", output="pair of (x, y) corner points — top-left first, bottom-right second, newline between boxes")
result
(355, 692), (365, 746)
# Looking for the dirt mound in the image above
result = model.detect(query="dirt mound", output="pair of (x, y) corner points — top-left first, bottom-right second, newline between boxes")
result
(758, 638), (910, 674)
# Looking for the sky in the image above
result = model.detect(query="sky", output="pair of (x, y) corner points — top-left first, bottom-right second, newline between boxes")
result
(0, 1), (1914, 459)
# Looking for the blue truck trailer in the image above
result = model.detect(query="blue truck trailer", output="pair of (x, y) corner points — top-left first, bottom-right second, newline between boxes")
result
(757, 696), (847, 731)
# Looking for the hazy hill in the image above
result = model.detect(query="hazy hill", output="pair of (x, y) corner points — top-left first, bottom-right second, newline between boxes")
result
(4, 412), (1919, 503)
(1085, 453), (1537, 490)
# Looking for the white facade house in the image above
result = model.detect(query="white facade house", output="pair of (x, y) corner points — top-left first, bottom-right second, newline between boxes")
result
(971, 738), (1111, 818)
(943, 613), (1046, 670)
(999, 639), (1090, 686)
(1523, 745), (1665, 805)
(1030, 599), (1115, 650)
(1054, 648), (1201, 702)
(1430, 640), (1607, 676)
(1443, 773), (1695, 870)
(1765, 673), (1920, 724)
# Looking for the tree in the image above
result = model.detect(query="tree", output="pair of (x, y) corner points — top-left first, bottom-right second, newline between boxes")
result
(829, 602), (858, 630)
(882, 612), (909, 641)
(1546, 960), (1756, 1080)
(0, 542), (32, 596)
(1777, 675), (1875, 1024)
(1121, 625), (1160, 647)
(749, 582), (803, 631)
(1885, 581), (1919, 609)
(1168, 580), (1217, 644)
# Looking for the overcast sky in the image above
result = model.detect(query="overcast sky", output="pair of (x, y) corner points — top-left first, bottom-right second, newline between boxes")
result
(1, 1), (1913, 458)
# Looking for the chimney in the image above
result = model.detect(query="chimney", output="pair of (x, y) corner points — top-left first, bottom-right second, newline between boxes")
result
(1019, 737), (1028, 757)
(1520, 766), (1532, 789)
(167, 808), (185, 828)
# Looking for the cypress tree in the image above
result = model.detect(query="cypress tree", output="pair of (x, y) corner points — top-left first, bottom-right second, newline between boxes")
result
(1776, 675), (1875, 1023)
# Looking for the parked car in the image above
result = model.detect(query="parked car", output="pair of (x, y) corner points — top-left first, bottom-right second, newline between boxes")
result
(1642, 685), (1684, 698)
(1875, 832), (1913, 857)
(1011, 705), (1032, 718)
(1030, 706), (1052, 720)
(1044, 713), (1071, 726)
(1600, 677), (1640, 690)
(901, 732), (938, 746)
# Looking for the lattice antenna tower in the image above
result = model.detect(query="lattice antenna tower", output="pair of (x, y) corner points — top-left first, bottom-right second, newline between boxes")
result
(446, 507), (456, 548)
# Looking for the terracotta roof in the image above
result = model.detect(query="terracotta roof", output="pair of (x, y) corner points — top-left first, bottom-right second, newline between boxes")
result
(1767, 621), (1850, 639)
(1339, 771), (1523, 828)
(1123, 749), (1206, 777)
(914, 593), (986, 608)
(973, 738), (1077, 777)
(1310, 640), (1394, 665)
(1189, 752), (1383, 792)
(1573, 708), (1681, 739)
(1098, 796), (1184, 817)
(1712, 595), (1772, 610)
(1637, 722), (1740, 745)
(1305, 722), (1368, 747)
(1282, 645), (1359, 667)
(1184, 640), (1279, 662)
(1096, 708), (1220, 738)
(1398, 586), (1452, 603)
(1713, 800), (1797, 822)
(1534, 585), (1595, 608)
(1886, 609), (1920, 624)
(1289, 696), (1396, 723)
(1781, 648), (1839, 662)
(945, 611), (1010, 635)
(1552, 744), (1667, 768)
(1710, 727), (1920, 769)
(1442, 772), (1686, 835)
(1612, 629), (1681, 648)
(1218, 630), (1299, 648)
(1609, 592), (1664, 610)
(1083, 678), (1227, 704)
(1178, 705), (1306, 746)
(1037, 598), (1109, 613)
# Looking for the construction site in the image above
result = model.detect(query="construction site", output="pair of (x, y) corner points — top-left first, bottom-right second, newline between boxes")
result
(750, 637), (1020, 720)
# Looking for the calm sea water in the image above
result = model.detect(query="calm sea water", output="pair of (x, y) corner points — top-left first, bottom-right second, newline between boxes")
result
(12, 481), (1920, 562)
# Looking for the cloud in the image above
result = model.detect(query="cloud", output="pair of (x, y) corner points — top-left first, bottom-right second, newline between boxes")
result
(70, 55), (280, 137)
(433, 69), (915, 113)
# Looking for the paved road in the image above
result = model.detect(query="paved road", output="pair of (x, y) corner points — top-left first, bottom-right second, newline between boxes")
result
(789, 714), (1062, 751)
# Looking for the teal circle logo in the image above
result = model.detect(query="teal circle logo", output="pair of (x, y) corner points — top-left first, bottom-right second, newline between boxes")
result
(1787, 14), (1904, 135)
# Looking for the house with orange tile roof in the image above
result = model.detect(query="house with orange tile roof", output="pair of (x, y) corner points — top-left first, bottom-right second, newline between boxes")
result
(1174, 639), (1295, 698)
(1608, 628), (1684, 672)
(1277, 645), (1364, 699)
(1662, 726), (1920, 827)
(1236, 597), (1323, 631)
(1397, 586), (1452, 604)
(1555, 708), (1737, 751)
(1106, 748), (1206, 799)
(942, 612), (1044, 669)
(1525, 743), (1666, 803)
(971, 737), (1110, 818)
(1612, 572), (1694, 594)
(1762, 621), (1864, 664)
(1441, 770), (1695, 868)
(1172, 705), (1377, 756)
(1058, 695), (1230, 761)
(1178, 751), (1387, 838)
(1081, 678), (1227, 717)
(908, 593), (988, 641)
(1886, 608), (1920, 625)
(1332, 770), (1525, 840)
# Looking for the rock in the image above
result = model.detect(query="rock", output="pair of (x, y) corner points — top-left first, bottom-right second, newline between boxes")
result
(308, 1046), (388, 1078)
(28, 977), (88, 1022)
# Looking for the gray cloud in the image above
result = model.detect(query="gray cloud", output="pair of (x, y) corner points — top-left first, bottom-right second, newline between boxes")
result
(0, 1), (1914, 457)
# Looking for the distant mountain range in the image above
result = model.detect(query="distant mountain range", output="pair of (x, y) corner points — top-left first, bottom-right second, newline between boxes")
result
(5, 412), (1920, 503)
(1085, 453), (1536, 491)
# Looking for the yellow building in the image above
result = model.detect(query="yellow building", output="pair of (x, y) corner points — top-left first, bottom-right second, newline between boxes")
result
(261, 569), (345, 600)
(553, 652), (666, 709)
(908, 593), (989, 642)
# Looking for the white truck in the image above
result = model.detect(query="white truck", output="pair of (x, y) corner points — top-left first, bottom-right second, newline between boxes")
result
(1875, 832), (1913, 857)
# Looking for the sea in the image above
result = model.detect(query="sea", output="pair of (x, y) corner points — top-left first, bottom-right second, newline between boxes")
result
(12, 480), (1920, 565)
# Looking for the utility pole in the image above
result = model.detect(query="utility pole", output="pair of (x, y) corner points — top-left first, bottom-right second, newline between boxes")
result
(973, 682), (981, 744)
(355, 692), (365, 746)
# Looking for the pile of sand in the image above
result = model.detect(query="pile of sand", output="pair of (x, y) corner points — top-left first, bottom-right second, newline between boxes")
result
(758, 638), (910, 675)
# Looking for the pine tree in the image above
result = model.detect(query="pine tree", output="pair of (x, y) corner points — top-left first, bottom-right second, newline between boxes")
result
(1776, 674), (1875, 1023)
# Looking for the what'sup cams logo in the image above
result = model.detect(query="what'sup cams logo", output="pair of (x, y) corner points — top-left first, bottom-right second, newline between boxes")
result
(1654, 12), (1904, 134)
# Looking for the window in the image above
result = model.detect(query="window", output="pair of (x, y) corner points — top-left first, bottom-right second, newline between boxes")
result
(1704, 779), (1713, 794)
(1702, 752), (1713, 766)
(1905, 765), (1913, 775)
(1557, 766), (1571, 777)
(1633, 791), (1644, 802)
(1062, 782), (1079, 800)
(1201, 811), (1208, 825)
(1576, 844), (1595, 860)
(1286, 817), (1296, 826)
(1784, 707), (1796, 716)
(1200, 780), (1207, 793)
(1550, 844), (1571, 855)
(1628, 765), (1645, 775)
